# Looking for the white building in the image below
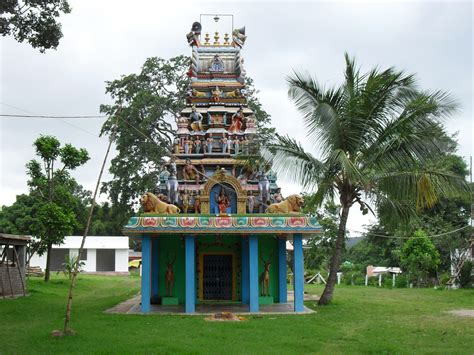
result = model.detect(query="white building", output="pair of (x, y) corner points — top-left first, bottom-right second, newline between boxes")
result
(30, 236), (129, 274)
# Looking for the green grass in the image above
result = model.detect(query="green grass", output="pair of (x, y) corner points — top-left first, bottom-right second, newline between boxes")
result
(1, 275), (473, 354)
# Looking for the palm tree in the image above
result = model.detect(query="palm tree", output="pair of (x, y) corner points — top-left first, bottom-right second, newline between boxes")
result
(269, 54), (467, 305)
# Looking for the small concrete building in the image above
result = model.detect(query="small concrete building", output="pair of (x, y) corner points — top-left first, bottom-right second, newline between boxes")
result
(30, 236), (129, 274)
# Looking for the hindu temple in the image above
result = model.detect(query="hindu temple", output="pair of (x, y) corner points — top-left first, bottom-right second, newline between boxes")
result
(122, 19), (322, 313)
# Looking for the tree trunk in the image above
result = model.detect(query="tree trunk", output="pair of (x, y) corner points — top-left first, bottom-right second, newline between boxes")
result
(63, 125), (115, 334)
(44, 242), (52, 282)
(318, 204), (350, 305)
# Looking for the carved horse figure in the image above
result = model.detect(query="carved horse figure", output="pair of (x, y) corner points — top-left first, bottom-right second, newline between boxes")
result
(165, 253), (176, 297)
(259, 250), (274, 297)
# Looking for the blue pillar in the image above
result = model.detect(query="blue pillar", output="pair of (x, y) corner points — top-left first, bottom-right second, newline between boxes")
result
(249, 235), (259, 312)
(278, 237), (287, 303)
(293, 234), (304, 312)
(141, 236), (151, 313)
(185, 235), (195, 313)
(151, 238), (159, 303)
(241, 237), (249, 304)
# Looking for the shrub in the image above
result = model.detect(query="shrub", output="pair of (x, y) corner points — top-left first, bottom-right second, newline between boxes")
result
(395, 274), (409, 288)
(459, 261), (473, 288)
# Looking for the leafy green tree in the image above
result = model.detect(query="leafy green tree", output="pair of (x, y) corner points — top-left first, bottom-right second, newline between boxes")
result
(26, 135), (89, 281)
(269, 53), (467, 305)
(0, 0), (71, 52)
(100, 56), (273, 209)
(345, 224), (401, 272)
(302, 198), (340, 271)
(400, 230), (441, 286)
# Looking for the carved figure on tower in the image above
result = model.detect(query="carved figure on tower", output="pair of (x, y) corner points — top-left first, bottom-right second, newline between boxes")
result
(229, 107), (244, 133)
(211, 86), (222, 103)
(194, 138), (202, 154)
(183, 159), (200, 184)
(209, 54), (224, 72)
(232, 27), (246, 48)
(189, 105), (203, 131)
(215, 187), (230, 214)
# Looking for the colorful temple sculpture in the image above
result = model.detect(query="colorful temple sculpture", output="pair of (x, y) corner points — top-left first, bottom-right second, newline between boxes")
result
(123, 20), (322, 313)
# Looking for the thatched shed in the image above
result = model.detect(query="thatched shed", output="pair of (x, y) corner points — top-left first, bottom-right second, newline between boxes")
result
(0, 234), (30, 298)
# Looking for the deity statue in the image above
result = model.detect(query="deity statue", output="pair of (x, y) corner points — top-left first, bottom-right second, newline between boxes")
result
(215, 187), (230, 214)
(193, 192), (201, 213)
(209, 54), (224, 72)
(227, 136), (233, 154)
(182, 159), (199, 184)
(194, 138), (202, 154)
(247, 192), (256, 213)
(166, 157), (179, 204)
(229, 107), (244, 133)
(221, 137), (228, 153)
(173, 138), (180, 154)
(189, 105), (203, 131)
(184, 137), (192, 155)
(165, 253), (176, 296)
(159, 166), (170, 183)
(182, 189), (191, 213)
(211, 86), (222, 103)
(206, 137), (214, 153)
(273, 187), (283, 203)
(257, 170), (270, 212)
(232, 27), (247, 48)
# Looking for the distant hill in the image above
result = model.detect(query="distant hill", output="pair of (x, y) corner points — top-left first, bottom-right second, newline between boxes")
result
(346, 237), (363, 248)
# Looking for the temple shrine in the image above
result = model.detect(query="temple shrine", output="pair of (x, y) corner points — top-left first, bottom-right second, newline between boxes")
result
(123, 19), (322, 313)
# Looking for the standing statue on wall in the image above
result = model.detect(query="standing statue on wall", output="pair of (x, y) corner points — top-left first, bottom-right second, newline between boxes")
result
(257, 170), (270, 212)
(229, 107), (244, 133)
(182, 189), (191, 213)
(221, 136), (228, 153)
(194, 138), (202, 154)
(215, 187), (230, 214)
(167, 157), (179, 204)
(189, 105), (203, 131)
(165, 253), (176, 297)
(193, 191), (201, 213)
(247, 192), (255, 213)
(259, 250), (273, 297)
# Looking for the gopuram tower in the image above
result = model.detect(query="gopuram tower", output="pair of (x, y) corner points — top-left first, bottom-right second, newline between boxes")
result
(123, 19), (320, 314)
(157, 20), (281, 215)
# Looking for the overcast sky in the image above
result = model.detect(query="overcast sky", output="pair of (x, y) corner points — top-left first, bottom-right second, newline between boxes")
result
(1, 0), (472, 236)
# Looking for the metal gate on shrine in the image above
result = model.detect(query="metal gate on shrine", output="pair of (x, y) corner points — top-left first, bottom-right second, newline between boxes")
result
(198, 252), (237, 301)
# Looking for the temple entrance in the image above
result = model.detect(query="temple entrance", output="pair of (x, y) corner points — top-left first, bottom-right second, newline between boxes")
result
(202, 254), (233, 300)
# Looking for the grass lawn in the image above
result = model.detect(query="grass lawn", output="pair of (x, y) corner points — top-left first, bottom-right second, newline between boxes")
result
(1, 274), (472, 354)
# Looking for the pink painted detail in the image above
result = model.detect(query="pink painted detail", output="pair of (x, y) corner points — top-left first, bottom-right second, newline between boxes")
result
(180, 217), (197, 228)
(287, 217), (307, 227)
(142, 217), (159, 227)
(214, 217), (232, 228)
(250, 217), (269, 227)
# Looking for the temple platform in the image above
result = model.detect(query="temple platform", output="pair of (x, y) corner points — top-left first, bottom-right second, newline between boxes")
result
(106, 291), (318, 315)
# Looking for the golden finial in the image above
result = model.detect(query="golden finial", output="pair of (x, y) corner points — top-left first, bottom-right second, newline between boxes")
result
(204, 33), (210, 46)
(213, 31), (220, 46)
(224, 33), (230, 45)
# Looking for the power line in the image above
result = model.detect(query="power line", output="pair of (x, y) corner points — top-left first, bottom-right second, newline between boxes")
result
(0, 114), (106, 119)
(0, 103), (103, 138)
(348, 225), (470, 239)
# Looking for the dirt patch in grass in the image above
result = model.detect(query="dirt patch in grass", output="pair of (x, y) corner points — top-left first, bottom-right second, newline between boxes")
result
(446, 309), (474, 318)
